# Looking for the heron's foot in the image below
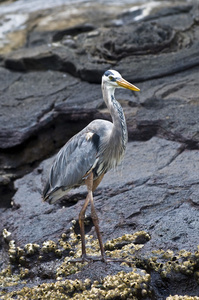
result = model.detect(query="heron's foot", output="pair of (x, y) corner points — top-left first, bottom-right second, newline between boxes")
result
(67, 255), (132, 264)
(105, 257), (133, 265)
(67, 254), (105, 263)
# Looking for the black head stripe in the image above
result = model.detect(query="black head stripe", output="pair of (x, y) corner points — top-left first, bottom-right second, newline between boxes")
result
(104, 70), (117, 82)
(104, 70), (114, 77)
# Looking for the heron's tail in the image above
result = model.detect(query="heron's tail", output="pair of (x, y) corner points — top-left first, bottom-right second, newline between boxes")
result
(43, 184), (69, 204)
(43, 181), (50, 201)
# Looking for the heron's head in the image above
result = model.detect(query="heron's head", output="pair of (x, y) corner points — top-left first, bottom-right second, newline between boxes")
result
(102, 70), (140, 92)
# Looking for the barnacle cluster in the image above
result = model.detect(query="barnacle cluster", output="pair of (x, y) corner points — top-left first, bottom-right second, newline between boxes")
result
(0, 278), (90, 300)
(0, 266), (23, 289)
(104, 231), (150, 262)
(140, 246), (199, 280)
(1, 268), (151, 299)
(1, 225), (199, 299)
(8, 239), (40, 265)
(56, 233), (101, 279)
(2, 229), (11, 241)
(0, 239), (40, 289)
(166, 296), (199, 300)
(25, 243), (40, 255)
(41, 239), (63, 258)
(104, 231), (150, 251)
(96, 269), (151, 299)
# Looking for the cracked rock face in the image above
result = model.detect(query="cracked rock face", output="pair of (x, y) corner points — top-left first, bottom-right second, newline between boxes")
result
(1, 0), (199, 299)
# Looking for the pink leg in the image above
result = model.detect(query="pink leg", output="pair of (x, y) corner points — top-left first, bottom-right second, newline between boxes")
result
(79, 192), (90, 260)
(90, 193), (106, 261)
(79, 172), (105, 261)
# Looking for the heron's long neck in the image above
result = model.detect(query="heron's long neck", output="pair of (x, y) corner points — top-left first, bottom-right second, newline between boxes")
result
(102, 83), (128, 150)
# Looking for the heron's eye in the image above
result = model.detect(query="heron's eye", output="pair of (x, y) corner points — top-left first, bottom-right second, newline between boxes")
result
(109, 76), (114, 81)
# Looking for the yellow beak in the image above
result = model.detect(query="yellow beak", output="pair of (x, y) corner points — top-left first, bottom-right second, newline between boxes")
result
(116, 78), (140, 91)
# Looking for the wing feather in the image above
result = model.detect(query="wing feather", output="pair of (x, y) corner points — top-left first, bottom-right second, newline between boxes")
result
(43, 130), (99, 201)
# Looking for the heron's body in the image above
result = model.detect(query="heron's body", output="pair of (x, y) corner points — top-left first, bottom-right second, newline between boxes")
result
(43, 70), (140, 261)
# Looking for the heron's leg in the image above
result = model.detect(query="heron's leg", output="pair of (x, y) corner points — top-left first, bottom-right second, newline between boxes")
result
(79, 172), (106, 262)
(91, 173), (106, 260)
(79, 192), (90, 260)
(79, 172), (94, 260)
(92, 173), (104, 192)
(90, 193), (106, 261)
(85, 172), (106, 261)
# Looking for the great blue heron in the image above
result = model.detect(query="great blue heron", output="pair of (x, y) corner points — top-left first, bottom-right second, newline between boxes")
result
(43, 70), (140, 262)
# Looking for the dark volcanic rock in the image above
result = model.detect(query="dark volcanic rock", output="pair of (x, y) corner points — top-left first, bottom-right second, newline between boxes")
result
(1, 137), (199, 298)
(0, 68), (105, 183)
(135, 65), (199, 147)
(0, 138), (180, 244)
(93, 22), (176, 60)
(4, 2), (199, 83)
(1, 0), (199, 299)
(1, 1), (199, 179)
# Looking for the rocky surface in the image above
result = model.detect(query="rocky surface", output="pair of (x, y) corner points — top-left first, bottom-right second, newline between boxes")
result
(1, 0), (199, 299)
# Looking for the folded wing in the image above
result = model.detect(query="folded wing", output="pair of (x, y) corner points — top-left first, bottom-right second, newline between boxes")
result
(43, 131), (99, 203)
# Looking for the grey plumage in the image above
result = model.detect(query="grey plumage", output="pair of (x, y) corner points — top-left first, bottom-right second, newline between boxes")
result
(43, 120), (113, 203)
(43, 69), (140, 261)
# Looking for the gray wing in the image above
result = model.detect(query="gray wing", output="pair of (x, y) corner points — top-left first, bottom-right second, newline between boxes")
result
(43, 129), (99, 203)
